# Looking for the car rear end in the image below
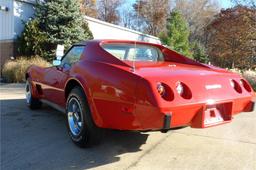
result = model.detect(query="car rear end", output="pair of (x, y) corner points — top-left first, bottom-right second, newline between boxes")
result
(133, 64), (255, 130)
(98, 40), (255, 131)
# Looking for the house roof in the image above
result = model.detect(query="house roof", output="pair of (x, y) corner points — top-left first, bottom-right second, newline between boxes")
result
(15, 0), (36, 5)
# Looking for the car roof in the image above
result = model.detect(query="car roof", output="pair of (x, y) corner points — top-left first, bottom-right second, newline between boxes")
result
(75, 39), (162, 47)
(75, 39), (164, 67)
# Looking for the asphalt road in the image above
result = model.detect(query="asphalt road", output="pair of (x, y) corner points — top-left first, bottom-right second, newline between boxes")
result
(0, 84), (255, 170)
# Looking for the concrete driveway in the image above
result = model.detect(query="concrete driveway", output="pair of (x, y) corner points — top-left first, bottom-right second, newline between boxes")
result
(1, 84), (255, 170)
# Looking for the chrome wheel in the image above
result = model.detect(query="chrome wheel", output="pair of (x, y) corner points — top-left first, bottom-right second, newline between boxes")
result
(67, 97), (83, 136)
(25, 81), (31, 104)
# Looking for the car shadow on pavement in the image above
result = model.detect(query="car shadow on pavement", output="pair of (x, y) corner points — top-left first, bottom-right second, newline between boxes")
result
(1, 99), (149, 170)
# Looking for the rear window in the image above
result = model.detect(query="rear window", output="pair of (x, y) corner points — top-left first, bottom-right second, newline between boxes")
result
(101, 43), (164, 62)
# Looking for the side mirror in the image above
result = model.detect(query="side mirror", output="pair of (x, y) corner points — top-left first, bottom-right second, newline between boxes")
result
(53, 60), (61, 66)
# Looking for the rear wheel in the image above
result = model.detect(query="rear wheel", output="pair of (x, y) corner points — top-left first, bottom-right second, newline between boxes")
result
(66, 87), (103, 147)
(25, 79), (42, 109)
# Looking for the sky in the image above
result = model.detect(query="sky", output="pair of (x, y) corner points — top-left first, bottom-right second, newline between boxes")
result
(123, 0), (235, 9)
(220, 0), (234, 8)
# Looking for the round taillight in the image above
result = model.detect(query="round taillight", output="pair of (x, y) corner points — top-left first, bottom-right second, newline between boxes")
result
(230, 79), (235, 88)
(156, 82), (174, 101)
(230, 79), (242, 93)
(175, 81), (192, 99)
(176, 81), (184, 95)
(240, 79), (252, 92)
(157, 83), (165, 96)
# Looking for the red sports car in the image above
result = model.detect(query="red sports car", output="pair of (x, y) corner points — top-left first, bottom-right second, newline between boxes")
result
(25, 40), (255, 147)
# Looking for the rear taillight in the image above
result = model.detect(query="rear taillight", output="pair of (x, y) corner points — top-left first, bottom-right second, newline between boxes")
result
(156, 82), (174, 101)
(230, 79), (242, 93)
(157, 83), (165, 96)
(175, 81), (192, 99)
(230, 79), (235, 88)
(176, 81), (184, 95)
(240, 79), (252, 93)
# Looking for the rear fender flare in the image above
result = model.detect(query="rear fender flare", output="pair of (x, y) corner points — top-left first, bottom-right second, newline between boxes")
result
(65, 76), (104, 127)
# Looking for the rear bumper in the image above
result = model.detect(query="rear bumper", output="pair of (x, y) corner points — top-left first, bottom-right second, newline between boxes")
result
(99, 96), (254, 131)
(133, 97), (254, 130)
(246, 101), (255, 112)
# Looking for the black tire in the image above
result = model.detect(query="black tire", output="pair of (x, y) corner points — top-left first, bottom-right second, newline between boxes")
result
(66, 86), (103, 147)
(25, 79), (42, 110)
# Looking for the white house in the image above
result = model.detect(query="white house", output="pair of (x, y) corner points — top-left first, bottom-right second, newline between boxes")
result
(0, 0), (35, 68)
(0, 0), (161, 69)
(85, 16), (161, 44)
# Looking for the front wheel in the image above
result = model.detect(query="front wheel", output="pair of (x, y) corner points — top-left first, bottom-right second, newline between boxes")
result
(25, 79), (42, 109)
(66, 87), (103, 147)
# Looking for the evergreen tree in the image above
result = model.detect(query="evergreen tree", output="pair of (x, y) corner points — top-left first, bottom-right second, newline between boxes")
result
(18, 19), (46, 57)
(19, 0), (93, 60)
(192, 41), (209, 63)
(159, 10), (192, 57)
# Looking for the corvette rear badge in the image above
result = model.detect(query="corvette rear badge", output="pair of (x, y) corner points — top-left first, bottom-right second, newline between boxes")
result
(205, 84), (222, 90)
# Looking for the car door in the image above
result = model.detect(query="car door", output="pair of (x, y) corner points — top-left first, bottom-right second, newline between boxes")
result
(43, 45), (85, 107)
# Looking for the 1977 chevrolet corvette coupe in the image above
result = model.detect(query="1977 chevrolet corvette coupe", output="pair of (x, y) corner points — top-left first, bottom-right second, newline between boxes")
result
(25, 40), (255, 147)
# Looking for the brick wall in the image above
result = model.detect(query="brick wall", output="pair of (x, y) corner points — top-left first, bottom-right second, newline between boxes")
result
(0, 40), (14, 75)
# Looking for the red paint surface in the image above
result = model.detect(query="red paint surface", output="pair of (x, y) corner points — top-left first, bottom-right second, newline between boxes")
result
(27, 40), (255, 130)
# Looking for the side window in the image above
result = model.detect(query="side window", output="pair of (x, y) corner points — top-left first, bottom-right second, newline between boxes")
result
(61, 46), (84, 67)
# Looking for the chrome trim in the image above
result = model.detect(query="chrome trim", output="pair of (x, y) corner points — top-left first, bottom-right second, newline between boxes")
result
(67, 97), (83, 136)
(25, 81), (31, 104)
(40, 99), (65, 113)
(205, 84), (222, 90)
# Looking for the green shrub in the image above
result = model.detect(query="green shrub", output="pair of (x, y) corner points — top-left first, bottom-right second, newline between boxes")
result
(2, 56), (50, 83)
(191, 41), (209, 63)
(18, 0), (93, 61)
(159, 10), (192, 58)
(18, 19), (47, 58)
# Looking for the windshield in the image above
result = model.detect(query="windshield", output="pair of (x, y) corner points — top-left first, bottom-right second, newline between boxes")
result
(101, 43), (164, 62)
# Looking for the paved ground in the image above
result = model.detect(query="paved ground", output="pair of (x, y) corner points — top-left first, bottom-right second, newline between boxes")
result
(0, 84), (255, 170)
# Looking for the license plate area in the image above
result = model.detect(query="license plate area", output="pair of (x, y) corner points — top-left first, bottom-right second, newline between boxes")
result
(204, 102), (232, 127)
